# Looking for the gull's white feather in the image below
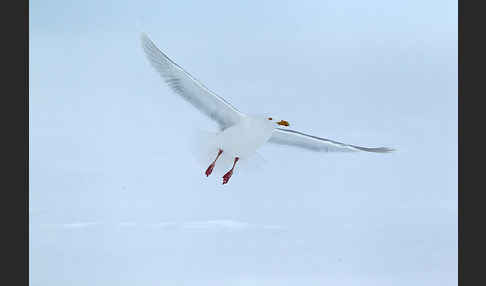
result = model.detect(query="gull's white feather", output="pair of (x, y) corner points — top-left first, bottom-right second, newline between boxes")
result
(141, 33), (245, 130)
(269, 128), (394, 153)
(190, 129), (267, 176)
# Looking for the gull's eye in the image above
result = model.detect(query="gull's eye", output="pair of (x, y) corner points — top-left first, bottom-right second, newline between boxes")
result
(268, 117), (273, 120)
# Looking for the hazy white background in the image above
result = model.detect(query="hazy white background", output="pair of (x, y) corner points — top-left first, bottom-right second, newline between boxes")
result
(30, 1), (457, 285)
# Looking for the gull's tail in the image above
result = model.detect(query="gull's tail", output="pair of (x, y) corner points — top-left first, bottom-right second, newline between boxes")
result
(189, 129), (267, 177)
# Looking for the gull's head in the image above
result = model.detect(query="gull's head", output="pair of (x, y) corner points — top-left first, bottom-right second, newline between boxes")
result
(267, 117), (290, 127)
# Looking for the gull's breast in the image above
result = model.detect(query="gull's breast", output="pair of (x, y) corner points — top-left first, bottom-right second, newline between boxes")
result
(216, 118), (275, 158)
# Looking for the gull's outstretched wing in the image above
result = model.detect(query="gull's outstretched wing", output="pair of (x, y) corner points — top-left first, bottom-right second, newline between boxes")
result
(268, 128), (394, 153)
(141, 33), (245, 129)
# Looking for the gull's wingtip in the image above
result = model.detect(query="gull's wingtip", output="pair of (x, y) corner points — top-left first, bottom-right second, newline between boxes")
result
(141, 32), (156, 47)
(378, 147), (396, 153)
(140, 32), (156, 52)
(352, 146), (396, 153)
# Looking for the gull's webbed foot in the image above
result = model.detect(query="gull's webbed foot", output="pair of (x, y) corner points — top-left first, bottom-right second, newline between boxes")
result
(222, 157), (239, 185)
(222, 169), (233, 184)
(205, 149), (223, 177)
(205, 163), (215, 177)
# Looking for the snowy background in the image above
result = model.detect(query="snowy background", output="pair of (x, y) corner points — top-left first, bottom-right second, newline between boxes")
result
(30, 1), (457, 285)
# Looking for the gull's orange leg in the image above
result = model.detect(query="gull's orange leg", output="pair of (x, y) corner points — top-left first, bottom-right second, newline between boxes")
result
(222, 157), (239, 184)
(205, 149), (223, 177)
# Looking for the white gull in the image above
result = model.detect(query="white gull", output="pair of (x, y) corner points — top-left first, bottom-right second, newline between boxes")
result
(141, 33), (394, 184)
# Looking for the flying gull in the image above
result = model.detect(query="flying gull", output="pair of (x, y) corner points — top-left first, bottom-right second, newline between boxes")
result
(141, 33), (394, 184)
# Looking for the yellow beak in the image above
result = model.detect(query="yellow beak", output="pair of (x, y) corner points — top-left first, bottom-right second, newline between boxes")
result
(277, 120), (290, 126)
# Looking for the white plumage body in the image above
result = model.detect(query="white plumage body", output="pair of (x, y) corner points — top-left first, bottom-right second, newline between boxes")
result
(216, 116), (275, 159)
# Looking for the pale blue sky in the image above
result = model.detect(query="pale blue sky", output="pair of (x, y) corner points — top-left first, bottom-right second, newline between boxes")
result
(30, 1), (457, 285)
